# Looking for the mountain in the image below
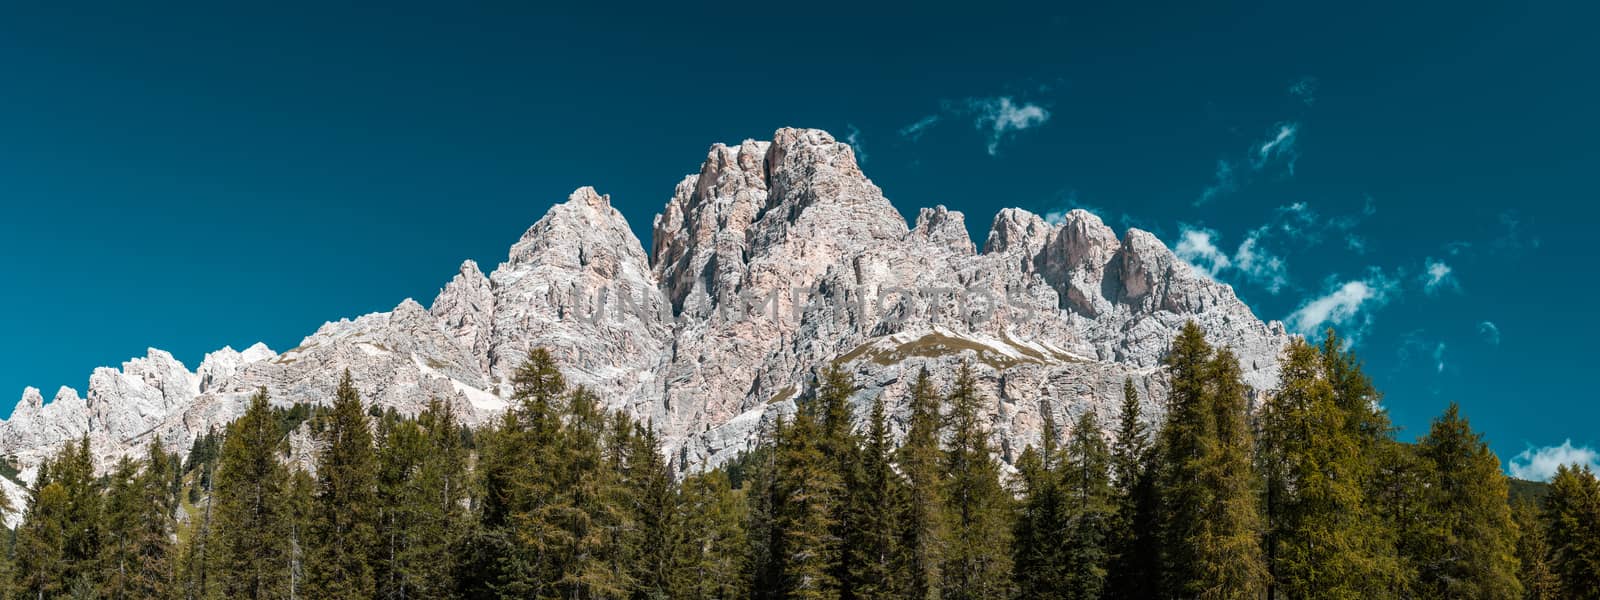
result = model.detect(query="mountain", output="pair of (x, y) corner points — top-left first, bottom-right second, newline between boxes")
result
(0, 127), (1288, 505)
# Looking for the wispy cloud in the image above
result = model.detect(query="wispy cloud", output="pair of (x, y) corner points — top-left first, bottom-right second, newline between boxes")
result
(1193, 122), (1302, 205)
(1433, 342), (1447, 373)
(1421, 258), (1459, 295)
(1479, 321), (1501, 345)
(972, 97), (1050, 155)
(899, 115), (940, 140)
(901, 95), (1051, 155)
(1284, 269), (1397, 341)
(1510, 440), (1600, 481)
(1194, 160), (1237, 207)
(845, 124), (867, 163)
(1252, 122), (1300, 174)
(1493, 210), (1542, 255)
(1288, 76), (1319, 105)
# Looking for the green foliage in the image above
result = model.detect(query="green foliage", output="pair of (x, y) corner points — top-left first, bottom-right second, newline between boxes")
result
(1261, 337), (1399, 599)
(213, 389), (292, 599)
(896, 368), (945, 600)
(307, 371), (380, 599)
(5, 338), (1575, 600)
(939, 362), (1014, 600)
(1542, 464), (1600, 597)
(1413, 403), (1522, 598)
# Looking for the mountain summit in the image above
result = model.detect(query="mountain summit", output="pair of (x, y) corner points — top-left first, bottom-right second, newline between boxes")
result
(1, 127), (1287, 492)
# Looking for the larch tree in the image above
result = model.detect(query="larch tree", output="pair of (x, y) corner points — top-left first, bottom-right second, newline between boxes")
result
(1543, 464), (1600, 598)
(1414, 403), (1522, 599)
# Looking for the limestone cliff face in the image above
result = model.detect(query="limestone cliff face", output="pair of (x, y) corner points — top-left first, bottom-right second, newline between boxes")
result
(1, 127), (1288, 499)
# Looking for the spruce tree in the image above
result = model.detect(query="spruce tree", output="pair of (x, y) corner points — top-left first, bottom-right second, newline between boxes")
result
(771, 395), (843, 600)
(847, 395), (907, 600)
(1106, 379), (1160, 600)
(1011, 409), (1067, 599)
(375, 398), (470, 599)
(815, 365), (864, 599)
(98, 456), (142, 599)
(286, 468), (314, 600)
(896, 368), (945, 600)
(622, 416), (674, 599)
(307, 371), (380, 599)
(53, 436), (103, 592)
(213, 388), (292, 600)
(1414, 403), (1522, 598)
(1062, 411), (1116, 600)
(15, 478), (70, 598)
(938, 362), (1014, 600)
(1543, 464), (1600, 598)
(1154, 321), (1216, 596)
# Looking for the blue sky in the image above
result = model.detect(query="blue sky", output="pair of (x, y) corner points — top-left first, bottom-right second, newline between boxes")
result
(2, 1), (1595, 477)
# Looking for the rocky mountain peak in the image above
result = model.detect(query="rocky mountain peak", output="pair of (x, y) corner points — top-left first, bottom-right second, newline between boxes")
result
(911, 206), (975, 256)
(0, 127), (1290, 495)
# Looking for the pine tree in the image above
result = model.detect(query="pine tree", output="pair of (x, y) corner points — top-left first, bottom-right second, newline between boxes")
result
(213, 388), (292, 600)
(307, 371), (380, 599)
(1543, 464), (1600, 598)
(896, 368), (945, 600)
(938, 362), (1014, 600)
(1011, 408), (1067, 599)
(771, 394), (843, 600)
(1512, 500), (1560, 599)
(1414, 403), (1522, 598)
(846, 395), (906, 600)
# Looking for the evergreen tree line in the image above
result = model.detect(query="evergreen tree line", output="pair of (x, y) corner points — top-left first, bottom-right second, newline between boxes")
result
(0, 330), (1596, 599)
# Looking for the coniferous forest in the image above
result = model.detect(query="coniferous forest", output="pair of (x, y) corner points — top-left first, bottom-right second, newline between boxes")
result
(3, 323), (1599, 600)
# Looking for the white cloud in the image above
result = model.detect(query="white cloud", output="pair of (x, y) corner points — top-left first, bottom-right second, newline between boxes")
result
(1510, 440), (1600, 481)
(1289, 76), (1319, 105)
(971, 97), (1050, 155)
(1421, 258), (1459, 295)
(1234, 231), (1289, 293)
(1252, 122), (1300, 174)
(1433, 342), (1447, 373)
(1479, 321), (1501, 345)
(845, 124), (867, 163)
(1175, 227), (1231, 277)
(1284, 270), (1397, 340)
(900, 95), (1051, 155)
